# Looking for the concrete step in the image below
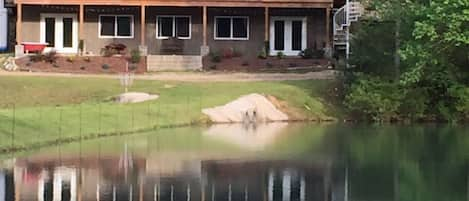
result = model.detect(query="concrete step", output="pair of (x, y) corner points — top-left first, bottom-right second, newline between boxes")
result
(147, 55), (202, 71)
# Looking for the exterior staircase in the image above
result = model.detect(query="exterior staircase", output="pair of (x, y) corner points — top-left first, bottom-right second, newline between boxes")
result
(333, 0), (364, 60)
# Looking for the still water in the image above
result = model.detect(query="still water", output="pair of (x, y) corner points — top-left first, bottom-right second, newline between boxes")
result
(1, 123), (469, 201)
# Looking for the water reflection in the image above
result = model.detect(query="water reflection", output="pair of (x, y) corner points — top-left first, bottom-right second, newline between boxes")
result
(1, 124), (469, 201)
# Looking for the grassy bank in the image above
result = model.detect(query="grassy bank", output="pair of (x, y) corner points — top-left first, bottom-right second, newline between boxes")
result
(0, 75), (336, 150)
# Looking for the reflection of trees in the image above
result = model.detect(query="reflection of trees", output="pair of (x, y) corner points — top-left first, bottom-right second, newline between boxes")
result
(335, 125), (469, 201)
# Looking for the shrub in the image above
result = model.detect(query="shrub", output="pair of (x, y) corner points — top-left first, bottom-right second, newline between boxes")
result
(242, 61), (249, 66)
(223, 48), (234, 59)
(43, 50), (58, 64)
(80, 66), (86, 70)
(102, 63), (110, 70)
(344, 74), (403, 122)
(66, 56), (75, 63)
(130, 49), (141, 64)
(101, 43), (127, 57)
(209, 51), (222, 63)
(276, 51), (285, 59)
(300, 48), (324, 59)
(233, 48), (242, 57)
(258, 48), (267, 59)
(78, 40), (84, 55)
(83, 57), (91, 62)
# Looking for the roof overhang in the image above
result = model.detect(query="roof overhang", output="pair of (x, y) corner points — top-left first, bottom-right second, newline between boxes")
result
(16, 0), (333, 8)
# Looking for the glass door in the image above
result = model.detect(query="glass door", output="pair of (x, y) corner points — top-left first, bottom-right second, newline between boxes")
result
(270, 17), (307, 56)
(41, 14), (78, 53)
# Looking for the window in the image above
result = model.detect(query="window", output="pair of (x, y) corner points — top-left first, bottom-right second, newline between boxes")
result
(214, 16), (249, 40)
(99, 15), (134, 38)
(156, 16), (191, 39)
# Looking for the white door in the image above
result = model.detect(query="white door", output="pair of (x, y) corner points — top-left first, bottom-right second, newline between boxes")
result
(270, 17), (307, 56)
(40, 14), (78, 53)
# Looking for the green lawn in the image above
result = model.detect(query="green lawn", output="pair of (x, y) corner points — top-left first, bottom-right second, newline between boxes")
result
(0, 75), (336, 150)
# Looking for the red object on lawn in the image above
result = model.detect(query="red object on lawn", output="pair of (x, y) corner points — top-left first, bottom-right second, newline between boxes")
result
(21, 42), (49, 53)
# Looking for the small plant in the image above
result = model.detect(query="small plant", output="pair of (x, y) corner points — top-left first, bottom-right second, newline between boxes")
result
(258, 48), (267, 59)
(78, 40), (84, 55)
(52, 63), (60, 68)
(66, 56), (75, 63)
(129, 63), (138, 71)
(80, 66), (86, 70)
(29, 53), (43, 62)
(209, 51), (222, 63)
(83, 56), (91, 62)
(233, 48), (242, 57)
(223, 48), (234, 59)
(130, 49), (141, 64)
(43, 50), (58, 63)
(242, 61), (249, 66)
(102, 63), (110, 70)
(300, 48), (325, 59)
(101, 43), (127, 57)
(276, 51), (285, 59)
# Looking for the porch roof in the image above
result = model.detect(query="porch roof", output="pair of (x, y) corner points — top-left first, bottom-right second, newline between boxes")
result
(15, 0), (333, 8)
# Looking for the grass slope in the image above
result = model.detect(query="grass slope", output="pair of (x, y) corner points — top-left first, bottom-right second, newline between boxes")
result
(0, 76), (335, 150)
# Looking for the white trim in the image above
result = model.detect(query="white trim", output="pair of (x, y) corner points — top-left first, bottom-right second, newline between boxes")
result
(40, 13), (78, 53)
(98, 14), (134, 39)
(156, 15), (192, 40)
(269, 16), (307, 56)
(214, 16), (249, 41)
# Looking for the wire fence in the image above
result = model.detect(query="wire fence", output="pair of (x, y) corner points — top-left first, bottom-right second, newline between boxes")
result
(0, 95), (205, 153)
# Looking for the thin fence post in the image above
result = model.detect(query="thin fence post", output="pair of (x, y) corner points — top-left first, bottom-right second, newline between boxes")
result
(98, 103), (102, 133)
(79, 104), (83, 139)
(11, 104), (15, 148)
(132, 104), (135, 130)
(157, 102), (161, 128)
(147, 103), (150, 128)
(115, 105), (119, 133)
(58, 106), (63, 140)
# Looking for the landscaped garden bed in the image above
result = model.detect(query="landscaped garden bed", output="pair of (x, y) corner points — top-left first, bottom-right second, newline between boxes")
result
(15, 55), (146, 74)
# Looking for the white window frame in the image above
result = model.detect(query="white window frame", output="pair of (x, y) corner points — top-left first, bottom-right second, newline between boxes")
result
(156, 15), (192, 40)
(98, 14), (134, 39)
(214, 16), (249, 41)
(39, 13), (78, 54)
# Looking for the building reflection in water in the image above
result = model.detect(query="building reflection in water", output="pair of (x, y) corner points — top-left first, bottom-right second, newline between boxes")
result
(3, 156), (343, 201)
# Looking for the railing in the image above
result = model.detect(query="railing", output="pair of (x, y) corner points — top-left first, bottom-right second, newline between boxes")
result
(333, 4), (347, 35)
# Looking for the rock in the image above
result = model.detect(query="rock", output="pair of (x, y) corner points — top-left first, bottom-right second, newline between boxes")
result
(2, 57), (18, 71)
(202, 93), (289, 123)
(115, 92), (159, 103)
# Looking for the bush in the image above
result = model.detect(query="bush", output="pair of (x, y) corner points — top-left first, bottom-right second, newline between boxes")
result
(276, 51), (285, 59)
(78, 40), (84, 55)
(209, 51), (222, 63)
(449, 85), (469, 119)
(130, 49), (141, 64)
(344, 74), (403, 122)
(83, 57), (91, 62)
(101, 43), (127, 57)
(223, 48), (234, 59)
(258, 48), (267, 59)
(43, 50), (58, 64)
(102, 63), (110, 70)
(233, 48), (242, 57)
(300, 48), (324, 59)
(66, 56), (75, 63)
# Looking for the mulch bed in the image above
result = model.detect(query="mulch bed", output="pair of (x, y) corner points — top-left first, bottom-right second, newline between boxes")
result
(203, 56), (331, 72)
(15, 55), (147, 74)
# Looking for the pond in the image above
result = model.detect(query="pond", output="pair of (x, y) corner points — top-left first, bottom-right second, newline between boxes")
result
(0, 123), (469, 201)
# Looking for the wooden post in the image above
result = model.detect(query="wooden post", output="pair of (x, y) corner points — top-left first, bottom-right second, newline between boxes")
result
(140, 5), (146, 46)
(325, 7), (331, 48)
(16, 3), (22, 44)
(264, 7), (269, 41)
(202, 6), (207, 46)
(79, 4), (84, 40)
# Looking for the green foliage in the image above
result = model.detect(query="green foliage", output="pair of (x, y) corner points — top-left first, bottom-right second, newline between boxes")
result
(101, 63), (110, 70)
(344, 0), (469, 122)
(130, 49), (141, 64)
(344, 74), (403, 121)
(209, 51), (221, 63)
(299, 48), (325, 59)
(258, 48), (267, 59)
(276, 51), (285, 59)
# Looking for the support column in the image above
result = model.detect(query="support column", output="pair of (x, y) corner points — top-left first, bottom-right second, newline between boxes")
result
(15, 3), (24, 57)
(200, 6), (209, 56)
(79, 4), (84, 40)
(139, 5), (148, 56)
(325, 7), (332, 58)
(16, 3), (22, 44)
(264, 7), (269, 42)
